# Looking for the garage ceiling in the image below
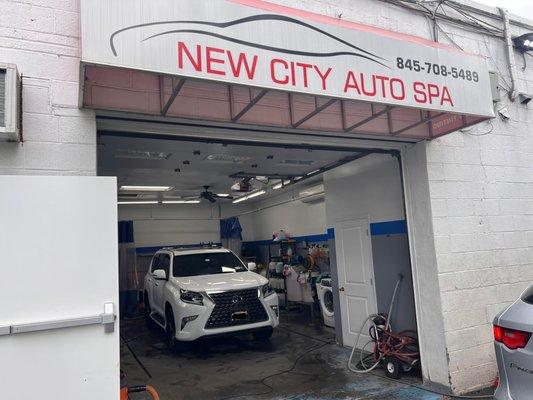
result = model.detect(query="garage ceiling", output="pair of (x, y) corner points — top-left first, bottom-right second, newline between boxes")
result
(98, 133), (364, 201)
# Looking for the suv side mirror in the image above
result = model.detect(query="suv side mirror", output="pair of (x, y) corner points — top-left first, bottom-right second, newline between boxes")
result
(153, 269), (167, 280)
(247, 262), (257, 272)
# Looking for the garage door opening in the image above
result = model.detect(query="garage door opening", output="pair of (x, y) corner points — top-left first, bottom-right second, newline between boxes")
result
(98, 128), (421, 399)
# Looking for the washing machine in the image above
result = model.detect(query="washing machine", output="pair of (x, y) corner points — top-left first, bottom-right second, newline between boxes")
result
(317, 278), (335, 328)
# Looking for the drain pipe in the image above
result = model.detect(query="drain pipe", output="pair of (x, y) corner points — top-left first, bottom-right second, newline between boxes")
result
(499, 7), (518, 101)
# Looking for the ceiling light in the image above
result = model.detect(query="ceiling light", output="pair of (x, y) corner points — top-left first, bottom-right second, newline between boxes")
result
(162, 200), (201, 204)
(232, 190), (266, 203)
(115, 149), (171, 160)
(117, 201), (159, 205)
(217, 193), (230, 197)
(277, 159), (314, 166)
(272, 179), (290, 190)
(306, 169), (321, 176)
(120, 185), (173, 192)
(205, 154), (251, 164)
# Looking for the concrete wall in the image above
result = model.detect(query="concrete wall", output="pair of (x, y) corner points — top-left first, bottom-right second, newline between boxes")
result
(0, 0), (96, 175)
(402, 143), (451, 389)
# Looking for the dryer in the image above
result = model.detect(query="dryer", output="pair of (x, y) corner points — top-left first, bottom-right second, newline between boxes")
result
(317, 278), (335, 328)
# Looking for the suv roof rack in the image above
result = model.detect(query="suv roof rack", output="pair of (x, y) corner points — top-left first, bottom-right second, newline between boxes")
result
(160, 242), (223, 252)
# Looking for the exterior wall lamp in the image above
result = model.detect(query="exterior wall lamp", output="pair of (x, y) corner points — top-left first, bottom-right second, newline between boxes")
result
(512, 33), (533, 52)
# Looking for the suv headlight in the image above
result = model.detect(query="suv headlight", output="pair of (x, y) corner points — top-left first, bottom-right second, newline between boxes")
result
(180, 289), (204, 305)
(261, 283), (275, 298)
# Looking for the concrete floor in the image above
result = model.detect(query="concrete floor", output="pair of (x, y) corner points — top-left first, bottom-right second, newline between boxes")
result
(120, 312), (443, 400)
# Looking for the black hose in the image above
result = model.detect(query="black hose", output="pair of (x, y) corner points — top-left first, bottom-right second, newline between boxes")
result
(120, 333), (152, 379)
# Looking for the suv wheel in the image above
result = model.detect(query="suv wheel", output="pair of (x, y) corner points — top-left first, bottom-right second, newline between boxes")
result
(253, 328), (274, 341)
(165, 307), (187, 353)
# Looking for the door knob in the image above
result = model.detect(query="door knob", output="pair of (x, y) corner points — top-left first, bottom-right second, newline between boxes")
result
(339, 287), (345, 292)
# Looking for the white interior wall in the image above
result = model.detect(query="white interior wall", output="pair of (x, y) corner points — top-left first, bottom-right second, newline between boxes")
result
(241, 185), (327, 241)
(118, 203), (221, 248)
(119, 185), (329, 250)
(323, 154), (405, 224)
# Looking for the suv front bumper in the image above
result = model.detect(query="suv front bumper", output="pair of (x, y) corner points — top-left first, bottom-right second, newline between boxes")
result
(172, 292), (279, 342)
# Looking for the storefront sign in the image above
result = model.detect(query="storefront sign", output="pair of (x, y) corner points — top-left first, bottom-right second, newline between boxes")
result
(81, 0), (494, 117)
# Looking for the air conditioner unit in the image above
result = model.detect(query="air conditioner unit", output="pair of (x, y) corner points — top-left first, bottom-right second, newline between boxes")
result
(0, 64), (21, 142)
(300, 184), (325, 204)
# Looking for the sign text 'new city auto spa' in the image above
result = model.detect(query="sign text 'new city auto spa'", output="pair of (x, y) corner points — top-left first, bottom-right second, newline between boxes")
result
(177, 40), (457, 108)
(81, 0), (494, 117)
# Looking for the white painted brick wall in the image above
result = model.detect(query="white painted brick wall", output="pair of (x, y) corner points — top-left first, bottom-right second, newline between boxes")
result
(0, 0), (96, 175)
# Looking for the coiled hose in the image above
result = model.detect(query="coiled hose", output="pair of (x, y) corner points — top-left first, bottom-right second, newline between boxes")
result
(347, 275), (403, 373)
(347, 313), (384, 373)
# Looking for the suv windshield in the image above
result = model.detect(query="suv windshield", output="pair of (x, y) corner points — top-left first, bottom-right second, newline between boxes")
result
(173, 252), (247, 277)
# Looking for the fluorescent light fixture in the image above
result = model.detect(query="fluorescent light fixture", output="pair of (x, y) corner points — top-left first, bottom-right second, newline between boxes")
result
(277, 159), (314, 166)
(162, 200), (201, 204)
(272, 179), (290, 190)
(232, 190), (266, 204)
(217, 193), (230, 197)
(205, 154), (251, 164)
(120, 185), (173, 192)
(306, 169), (321, 176)
(115, 149), (171, 160)
(118, 201), (159, 205)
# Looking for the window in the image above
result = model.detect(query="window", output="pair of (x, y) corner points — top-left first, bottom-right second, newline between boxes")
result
(159, 254), (170, 279)
(173, 252), (247, 277)
(150, 254), (161, 273)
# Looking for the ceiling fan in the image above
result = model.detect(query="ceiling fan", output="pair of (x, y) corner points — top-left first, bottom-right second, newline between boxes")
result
(197, 186), (234, 203)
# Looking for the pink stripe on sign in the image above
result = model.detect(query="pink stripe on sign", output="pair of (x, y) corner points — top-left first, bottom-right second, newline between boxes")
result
(227, 0), (467, 54)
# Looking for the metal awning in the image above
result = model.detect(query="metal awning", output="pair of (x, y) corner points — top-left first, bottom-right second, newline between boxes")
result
(82, 65), (489, 141)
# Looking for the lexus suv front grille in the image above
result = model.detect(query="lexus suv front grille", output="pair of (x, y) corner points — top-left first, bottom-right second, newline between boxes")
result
(205, 288), (268, 329)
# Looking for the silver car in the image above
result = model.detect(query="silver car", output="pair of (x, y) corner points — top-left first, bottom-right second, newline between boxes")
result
(494, 284), (533, 400)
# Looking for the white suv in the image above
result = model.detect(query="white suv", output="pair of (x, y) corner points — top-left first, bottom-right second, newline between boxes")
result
(143, 246), (279, 352)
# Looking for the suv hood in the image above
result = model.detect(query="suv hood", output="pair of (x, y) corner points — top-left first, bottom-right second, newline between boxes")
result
(176, 271), (268, 293)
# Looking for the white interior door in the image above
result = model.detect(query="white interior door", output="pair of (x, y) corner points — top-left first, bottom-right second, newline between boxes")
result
(0, 176), (119, 400)
(334, 218), (378, 348)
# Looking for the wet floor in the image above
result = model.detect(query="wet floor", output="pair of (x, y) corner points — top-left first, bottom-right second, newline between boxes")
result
(120, 312), (443, 400)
